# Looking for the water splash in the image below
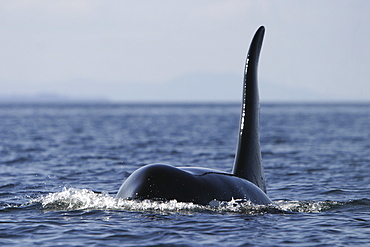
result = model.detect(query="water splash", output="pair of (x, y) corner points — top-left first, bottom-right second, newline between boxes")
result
(33, 187), (344, 214)
(34, 188), (205, 212)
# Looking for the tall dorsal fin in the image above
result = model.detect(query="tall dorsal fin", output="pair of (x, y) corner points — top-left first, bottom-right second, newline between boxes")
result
(232, 26), (266, 192)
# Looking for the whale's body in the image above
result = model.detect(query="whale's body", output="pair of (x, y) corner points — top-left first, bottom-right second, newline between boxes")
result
(117, 26), (272, 205)
(116, 164), (271, 205)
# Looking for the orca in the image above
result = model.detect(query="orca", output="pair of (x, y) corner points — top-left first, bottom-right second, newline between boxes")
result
(116, 26), (272, 205)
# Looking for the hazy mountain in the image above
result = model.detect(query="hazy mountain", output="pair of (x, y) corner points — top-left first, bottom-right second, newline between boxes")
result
(116, 72), (326, 102)
(0, 93), (108, 103)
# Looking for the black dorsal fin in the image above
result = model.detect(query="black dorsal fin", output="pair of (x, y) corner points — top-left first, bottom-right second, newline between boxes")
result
(232, 26), (266, 192)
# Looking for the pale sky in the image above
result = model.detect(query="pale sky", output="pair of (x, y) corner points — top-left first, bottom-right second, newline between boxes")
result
(1, 1), (369, 102)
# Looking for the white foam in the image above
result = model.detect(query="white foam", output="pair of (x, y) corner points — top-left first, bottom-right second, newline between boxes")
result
(274, 200), (344, 213)
(33, 187), (341, 214)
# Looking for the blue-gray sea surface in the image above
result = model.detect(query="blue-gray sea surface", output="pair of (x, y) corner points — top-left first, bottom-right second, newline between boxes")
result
(0, 103), (369, 246)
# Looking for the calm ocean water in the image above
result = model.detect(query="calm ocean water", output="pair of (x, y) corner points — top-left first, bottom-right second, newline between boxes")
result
(0, 103), (369, 246)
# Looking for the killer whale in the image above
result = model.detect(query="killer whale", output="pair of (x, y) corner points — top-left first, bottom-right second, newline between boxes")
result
(116, 26), (272, 205)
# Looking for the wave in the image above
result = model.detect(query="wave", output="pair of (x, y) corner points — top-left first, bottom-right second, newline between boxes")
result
(26, 187), (360, 215)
